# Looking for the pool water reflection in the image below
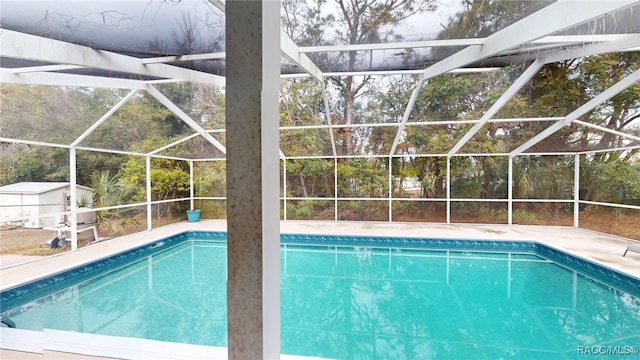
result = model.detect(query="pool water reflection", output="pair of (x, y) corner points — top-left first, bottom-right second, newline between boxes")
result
(2, 235), (639, 359)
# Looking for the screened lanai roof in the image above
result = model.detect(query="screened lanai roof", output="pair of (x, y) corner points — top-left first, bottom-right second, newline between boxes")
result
(1, 0), (640, 160)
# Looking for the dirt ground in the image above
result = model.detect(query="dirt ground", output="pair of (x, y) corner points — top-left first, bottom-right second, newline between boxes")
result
(1, 212), (638, 256)
(0, 228), (91, 256)
(577, 212), (640, 240)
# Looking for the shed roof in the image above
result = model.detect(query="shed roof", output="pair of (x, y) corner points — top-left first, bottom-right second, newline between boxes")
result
(0, 182), (93, 195)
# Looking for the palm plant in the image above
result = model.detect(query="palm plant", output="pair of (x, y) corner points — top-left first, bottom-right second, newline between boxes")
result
(91, 171), (140, 236)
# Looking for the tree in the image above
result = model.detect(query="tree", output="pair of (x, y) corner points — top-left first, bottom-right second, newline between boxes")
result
(279, 77), (335, 206)
(435, 0), (551, 58)
(282, 0), (436, 154)
(120, 138), (191, 205)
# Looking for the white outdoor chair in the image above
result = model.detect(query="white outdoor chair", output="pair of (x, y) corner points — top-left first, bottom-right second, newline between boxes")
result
(623, 243), (640, 257)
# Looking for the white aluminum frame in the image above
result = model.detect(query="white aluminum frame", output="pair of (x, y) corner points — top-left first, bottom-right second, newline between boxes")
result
(0, 1), (639, 243)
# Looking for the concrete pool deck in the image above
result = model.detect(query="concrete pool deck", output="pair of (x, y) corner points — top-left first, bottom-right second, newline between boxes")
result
(1, 220), (639, 359)
(3, 220), (639, 288)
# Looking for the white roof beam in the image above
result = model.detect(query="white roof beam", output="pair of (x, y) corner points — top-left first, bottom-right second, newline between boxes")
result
(298, 34), (638, 54)
(539, 34), (640, 64)
(300, 39), (485, 53)
(0, 137), (70, 149)
(579, 145), (640, 156)
(0, 69), (146, 89)
(390, 0), (636, 156)
(571, 119), (640, 144)
(279, 30), (331, 156)
(422, 0), (638, 82)
(12, 64), (85, 73)
(280, 31), (324, 81)
(510, 68), (640, 157)
(141, 53), (226, 64)
(448, 59), (544, 156)
(148, 133), (201, 156)
(145, 85), (227, 155)
(483, 1), (638, 57)
(0, 29), (225, 86)
(447, 33), (640, 156)
(280, 117), (562, 131)
(280, 67), (499, 78)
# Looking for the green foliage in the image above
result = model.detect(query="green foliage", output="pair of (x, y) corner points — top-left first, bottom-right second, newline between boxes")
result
(512, 156), (574, 200)
(77, 193), (93, 208)
(0, 84), (115, 144)
(195, 161), (226, 197)
(513, 209), (538, 223)
(450, 156), (507, 199)
(437, 0), (552, 41)
(338, 200), (388, 221)
(1, 4), (639, 231)
(581, 155), (640, 204)
(8, 148), (47, 182)
(89, 171), (140, 236)
(285, 159), (333, 198)
(156, 82), (226, 131)
(337, 158), (388, 198)
(286, 200), (333, 220)
(0, 144), (70, 185)
(120, 155), (190, 203)
(280, 78), (333, 157)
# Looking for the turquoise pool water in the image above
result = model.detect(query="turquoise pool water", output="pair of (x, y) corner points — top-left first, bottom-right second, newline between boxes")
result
(2, 232), (639, 359)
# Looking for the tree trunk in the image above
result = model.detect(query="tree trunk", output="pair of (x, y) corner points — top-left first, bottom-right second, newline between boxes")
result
(299, 173), (308, 198)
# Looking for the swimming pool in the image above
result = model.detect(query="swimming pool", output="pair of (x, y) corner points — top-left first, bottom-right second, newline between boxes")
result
(2, 231), (640, 359)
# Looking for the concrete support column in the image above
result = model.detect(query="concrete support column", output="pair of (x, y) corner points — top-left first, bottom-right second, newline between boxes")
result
(226, 1), (281, 359)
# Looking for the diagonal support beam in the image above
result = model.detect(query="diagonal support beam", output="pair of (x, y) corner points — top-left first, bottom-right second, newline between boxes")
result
(280, 31), (324, 81)
(278, 23), (331, 155)
(145, 85), (227, 155)
(141, 53), (226, 64)
(12, 64), (85, 73)
(449, 33), (640, 156)
(71, 90), (139, 147)
(573, 119), (640, 144)
(448, 60), (544, 156)
(0, 29), (225, 86)
(389, 74), (428, 155)
(208, 0), (225, 12)
(321, 80), (338, 157)
(148, 133), (200, 156)
(395, 0), (637, 157)
(447, 34), (640, 156)
(539, 34), (640, 64)
(510, 68), (640, 156)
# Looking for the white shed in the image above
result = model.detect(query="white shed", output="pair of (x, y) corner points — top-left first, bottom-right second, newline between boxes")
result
(0, 182), (93, 228)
